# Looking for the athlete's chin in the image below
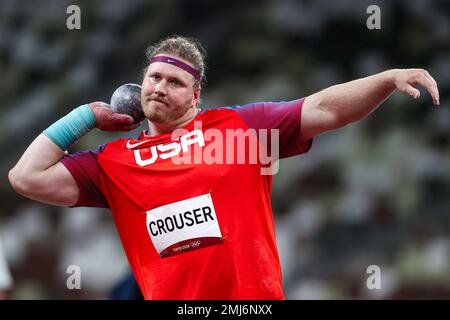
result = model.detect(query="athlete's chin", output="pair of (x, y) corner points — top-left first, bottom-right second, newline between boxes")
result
(143, 103), (167, 120)
(144, 108), (174, 124)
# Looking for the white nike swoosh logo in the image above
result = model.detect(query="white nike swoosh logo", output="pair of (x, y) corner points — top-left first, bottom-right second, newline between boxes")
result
(126, 140), (150, 149)
(167, 59), (175, 63)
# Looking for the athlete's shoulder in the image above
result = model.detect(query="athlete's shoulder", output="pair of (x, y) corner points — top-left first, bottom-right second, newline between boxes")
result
(200, 103), (268, 118)
(195, 106), (239, 122)
(218, 101), (265, 111)
(205, 101), (265, 113)
(200, 102), (275, 128)
(94, 137), (138, 157)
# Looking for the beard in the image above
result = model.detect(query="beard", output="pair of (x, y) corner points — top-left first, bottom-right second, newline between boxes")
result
(143, 98), (192, 124)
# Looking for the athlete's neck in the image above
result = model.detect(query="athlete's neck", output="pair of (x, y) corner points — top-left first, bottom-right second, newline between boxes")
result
(146, 107), (200, 136)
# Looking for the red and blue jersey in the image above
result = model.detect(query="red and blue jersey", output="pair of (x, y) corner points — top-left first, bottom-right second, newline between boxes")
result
(61, 98), (313, 299)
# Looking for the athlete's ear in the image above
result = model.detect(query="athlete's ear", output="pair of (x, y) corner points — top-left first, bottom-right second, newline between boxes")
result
(193, 87), (201, 107)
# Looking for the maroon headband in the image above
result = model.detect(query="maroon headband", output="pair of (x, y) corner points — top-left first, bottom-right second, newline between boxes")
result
(149, 55), (201, 81)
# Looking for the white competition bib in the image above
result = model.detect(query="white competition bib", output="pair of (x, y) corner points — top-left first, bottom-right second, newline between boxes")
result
(146, 193), (223, 257)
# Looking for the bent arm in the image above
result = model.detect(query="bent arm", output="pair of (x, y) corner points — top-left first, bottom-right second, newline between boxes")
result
(8, 102), (139, 207)
(8, 134), (79, 206)
(301, 69), (440, 141)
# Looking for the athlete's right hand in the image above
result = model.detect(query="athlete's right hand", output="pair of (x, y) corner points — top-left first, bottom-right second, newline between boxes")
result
(89, 101), (142, 131)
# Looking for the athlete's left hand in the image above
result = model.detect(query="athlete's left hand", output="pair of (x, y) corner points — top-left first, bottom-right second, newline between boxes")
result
(392, 69), (440, 106)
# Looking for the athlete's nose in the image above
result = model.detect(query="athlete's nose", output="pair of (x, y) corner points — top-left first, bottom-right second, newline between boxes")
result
(154, 80), (167, 96)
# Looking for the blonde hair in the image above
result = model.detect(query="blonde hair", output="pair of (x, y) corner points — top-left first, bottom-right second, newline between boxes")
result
(144, 35), (206, 88)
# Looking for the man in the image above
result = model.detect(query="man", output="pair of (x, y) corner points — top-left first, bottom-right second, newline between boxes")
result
(8, 36), (440, 299)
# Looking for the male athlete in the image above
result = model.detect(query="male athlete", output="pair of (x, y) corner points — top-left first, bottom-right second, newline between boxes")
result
(8, 36), (440, 299)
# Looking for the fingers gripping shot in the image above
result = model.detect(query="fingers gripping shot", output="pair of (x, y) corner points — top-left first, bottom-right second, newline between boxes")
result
(8, 36), (441, 300)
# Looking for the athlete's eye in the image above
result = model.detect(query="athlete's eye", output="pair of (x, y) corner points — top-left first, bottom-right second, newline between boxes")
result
(169, 80), (181, 87)
(150, 74), (161, 81)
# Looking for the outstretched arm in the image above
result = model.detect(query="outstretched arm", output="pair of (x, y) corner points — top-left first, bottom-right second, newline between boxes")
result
(301, 69), (440, 141)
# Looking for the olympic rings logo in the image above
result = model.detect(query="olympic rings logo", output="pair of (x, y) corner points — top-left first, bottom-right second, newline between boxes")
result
(190, 240), (201, 247)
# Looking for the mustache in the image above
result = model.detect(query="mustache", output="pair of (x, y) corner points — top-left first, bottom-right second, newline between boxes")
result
(147, 97), (168, 105)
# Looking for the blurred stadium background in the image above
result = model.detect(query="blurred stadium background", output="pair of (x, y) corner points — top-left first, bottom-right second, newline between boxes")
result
(0, 0), (449, 299)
